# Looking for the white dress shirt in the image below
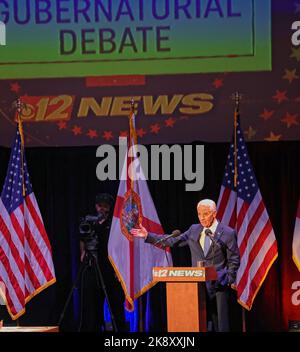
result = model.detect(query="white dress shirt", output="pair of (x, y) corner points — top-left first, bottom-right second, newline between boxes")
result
(199, 219), (219, 251)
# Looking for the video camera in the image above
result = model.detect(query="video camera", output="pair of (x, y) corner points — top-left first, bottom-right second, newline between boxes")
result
(79, 213), (106, 252)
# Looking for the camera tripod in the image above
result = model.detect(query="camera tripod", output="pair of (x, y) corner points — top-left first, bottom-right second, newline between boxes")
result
(58, 249), (118, 332)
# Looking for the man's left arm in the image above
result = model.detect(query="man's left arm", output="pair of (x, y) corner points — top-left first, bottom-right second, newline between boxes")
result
(226, 230), (240, 284)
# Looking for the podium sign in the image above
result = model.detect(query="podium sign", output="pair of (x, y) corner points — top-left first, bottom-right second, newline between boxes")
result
(153, 267), (216, 281)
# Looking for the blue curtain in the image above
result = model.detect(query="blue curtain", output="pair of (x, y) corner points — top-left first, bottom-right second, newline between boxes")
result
(103, 291), (153, 332)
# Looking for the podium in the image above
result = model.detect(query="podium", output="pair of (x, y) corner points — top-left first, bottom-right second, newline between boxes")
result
(153, 266), (217, 332)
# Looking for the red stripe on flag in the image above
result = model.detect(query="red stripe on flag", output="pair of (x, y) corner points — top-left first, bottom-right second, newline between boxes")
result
(114, 196), (124, 218)
(24, 221), (53, 282)
(25, 196), (52, 253)
(228, 203), (237, 229)
(236, 202), (249, 233)
(142, 216), (164, 234)
(24, 255), (40, 291)
(217, 187), (231, 221)
(126, 165), (132, 193)
(237, 220), (273, 296)
(142, 216), (171, 252)
(0, 214), (25, 277)
(245, 241), (278, 309)
(0, 246), (24, 308)
(239, 200), (265, 257)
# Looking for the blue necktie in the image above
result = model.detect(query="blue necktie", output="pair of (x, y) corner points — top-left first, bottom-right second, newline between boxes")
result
(203, 232), (211, 256)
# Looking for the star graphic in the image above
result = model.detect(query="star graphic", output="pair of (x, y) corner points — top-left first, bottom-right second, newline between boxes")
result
(87, 129), (98, 139)
(137, 128), (147, 138)
(290, 47), (300, 62)
(10, 82), (21, 93)
(150, 123), (161, 134)
(281, 112), (299, 128)
(165, 117), (176, 128)
(244, 126), (257, 140)
(212, 78), (223, 89)
(260, 109), (274, 121)
(272, 90), (288, 104)
(57, 121), (67, 130)
(282, 69), (299, 83)
(119, 130), (128, 138)
(294, 2), (300, 13)
(264, 132), (282, 142)
(103, 131), (113, 141)
(72, 125), (82, 136)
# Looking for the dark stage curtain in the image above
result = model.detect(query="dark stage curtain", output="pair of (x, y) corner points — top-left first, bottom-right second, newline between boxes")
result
(0, 141), (299, 331)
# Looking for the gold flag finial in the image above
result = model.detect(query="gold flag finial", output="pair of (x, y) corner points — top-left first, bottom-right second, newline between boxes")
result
(130, 97), (135, 113)
(231, 92), (242, 111)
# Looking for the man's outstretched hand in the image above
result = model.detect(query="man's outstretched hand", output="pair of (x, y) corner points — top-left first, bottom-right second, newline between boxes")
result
(130, 223), (148, 238)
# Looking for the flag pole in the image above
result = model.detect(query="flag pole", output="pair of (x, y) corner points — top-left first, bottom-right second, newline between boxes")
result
(139, 297), (144, 332)
(233, 92), (241, 188)
(129, 98), (137, 145)
(129, 99), (144, 330)
(128, 99), (144, 330)
(232, 92), (247, 332)
(16, 98), (26, 197)
(15, 98), (24, 328)
(242, 306), (246, 332)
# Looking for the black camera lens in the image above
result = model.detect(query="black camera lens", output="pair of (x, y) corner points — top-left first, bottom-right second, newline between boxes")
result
(79, 215), (99, 252)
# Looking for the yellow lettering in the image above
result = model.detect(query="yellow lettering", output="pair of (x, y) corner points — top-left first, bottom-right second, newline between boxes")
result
(46, 95), (73, 120)
(35, 97), (50, 121)
(110, 96), (141, 116)
(78, 97), (112, 117)
(143, 95), (183, 115)
(180, 93), (214, 114)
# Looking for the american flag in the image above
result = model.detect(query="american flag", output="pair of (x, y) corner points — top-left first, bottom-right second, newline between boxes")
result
(217, 113), (278, 310)
(0, 126), (56, 320)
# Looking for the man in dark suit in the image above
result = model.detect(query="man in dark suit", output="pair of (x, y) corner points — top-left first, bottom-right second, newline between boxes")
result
(131, 199), (240, 332)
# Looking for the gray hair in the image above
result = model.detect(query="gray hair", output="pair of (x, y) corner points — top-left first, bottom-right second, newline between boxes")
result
(197, 199), (216, 211)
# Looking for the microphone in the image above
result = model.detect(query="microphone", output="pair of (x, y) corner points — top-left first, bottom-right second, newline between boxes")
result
(153, 230), (181, 246)
(205, 229), (222, 248)
(205, 229), (233, 252)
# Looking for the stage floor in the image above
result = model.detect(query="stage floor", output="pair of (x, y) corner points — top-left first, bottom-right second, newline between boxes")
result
(0, 326), (59, 332)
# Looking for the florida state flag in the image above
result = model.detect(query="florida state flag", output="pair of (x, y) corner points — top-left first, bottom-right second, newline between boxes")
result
(108, 107), (172, 310)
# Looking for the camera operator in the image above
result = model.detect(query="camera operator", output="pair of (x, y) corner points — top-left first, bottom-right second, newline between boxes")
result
(79, 193), (127, 332)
